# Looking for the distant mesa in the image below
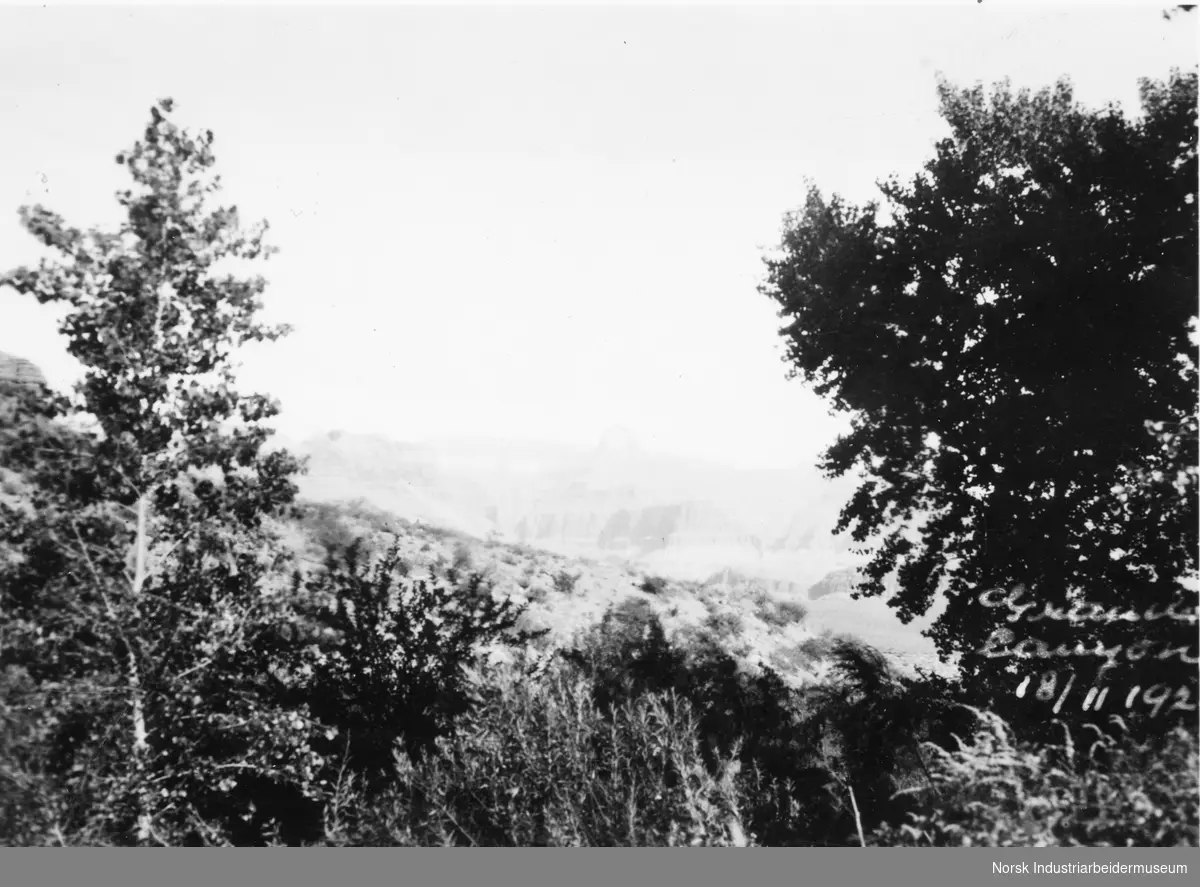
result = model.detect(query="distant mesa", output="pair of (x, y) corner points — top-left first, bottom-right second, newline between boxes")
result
(0, 351), (47, 390)
(807, 567), (859, 600)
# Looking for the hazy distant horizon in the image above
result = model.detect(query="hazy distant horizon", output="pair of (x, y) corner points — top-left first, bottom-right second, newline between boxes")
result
(280, 423), (823, 473)
(2, 3), (1194, 471)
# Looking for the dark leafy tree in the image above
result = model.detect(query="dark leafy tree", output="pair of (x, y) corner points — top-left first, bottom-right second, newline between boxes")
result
(760, 72), (1198, 735)
(294, 539), (541, 796)
(0, 99), (315, 844)
(562, 598), (689, 716)
(801, 640), (972, 842)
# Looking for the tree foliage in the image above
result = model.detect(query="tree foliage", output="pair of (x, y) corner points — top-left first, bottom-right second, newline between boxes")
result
(0, 98), (313, 844)
(292, 539), (540, 794)
(2, 79), (1195, 847)
(760, 72), (1198, 728)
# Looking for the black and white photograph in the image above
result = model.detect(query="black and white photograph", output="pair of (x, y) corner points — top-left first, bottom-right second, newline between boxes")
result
(0, 1), (1196, 852)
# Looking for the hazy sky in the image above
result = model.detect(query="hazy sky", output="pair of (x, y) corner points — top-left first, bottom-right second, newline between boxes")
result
(0, 3), (1195, 469)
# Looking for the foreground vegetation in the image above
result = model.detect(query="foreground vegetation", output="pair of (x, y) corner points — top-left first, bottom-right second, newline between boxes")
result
(1, 496), (1196, 846)
(1, 87), (1195, 846)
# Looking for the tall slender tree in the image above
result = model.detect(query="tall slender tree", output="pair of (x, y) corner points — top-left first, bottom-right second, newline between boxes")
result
(1, 99), (316, 844)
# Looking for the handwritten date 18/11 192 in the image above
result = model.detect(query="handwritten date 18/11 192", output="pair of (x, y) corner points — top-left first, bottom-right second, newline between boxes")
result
(1016, 669), (1196, 719)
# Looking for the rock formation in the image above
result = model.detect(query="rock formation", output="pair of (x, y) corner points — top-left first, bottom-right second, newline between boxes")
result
(0, 350), (47, 390)
(0, 350), (49, 427)
(0, 352), (50, 521)
(806, 566), (901, 601)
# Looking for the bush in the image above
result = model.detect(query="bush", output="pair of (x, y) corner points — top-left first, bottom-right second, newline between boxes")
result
(294, 503), (359, 558)
(296, 500), (404, 556)
(872, 709), (1200, 847)
(704, 609), (745, 642)
(640, 575), (670, 595)
(325, 661), (749, 846)
(758, 597), (809, 629)
(446, 542), (473, 584)
(788, 631), (839, 667)
(553, 570), (580, 595)
(564, 598), (688, 715)
(562, 600), (847, 845)
(292, 539), (540, 798)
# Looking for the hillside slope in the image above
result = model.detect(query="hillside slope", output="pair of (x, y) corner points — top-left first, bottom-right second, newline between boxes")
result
(291, 499), (954, 683)
(284, 429), (944, 664)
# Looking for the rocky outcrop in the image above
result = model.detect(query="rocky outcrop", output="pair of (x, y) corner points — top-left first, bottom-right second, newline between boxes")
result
(0, 351), (47, 390)
(0, 351), (49, 428)
(514, 511), (606, 547)
(769, 509), (854, 555)
(0, 352), (50, 523)
(807, 567), (900, 601)
(702, 567), (805, 598)
(807, 567), (858, 600)
(595, 502), (762, 557)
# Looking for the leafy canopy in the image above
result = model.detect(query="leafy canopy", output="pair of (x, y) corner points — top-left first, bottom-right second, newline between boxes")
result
(1, 98), (312, 844)
(760, 72), (1198, 719)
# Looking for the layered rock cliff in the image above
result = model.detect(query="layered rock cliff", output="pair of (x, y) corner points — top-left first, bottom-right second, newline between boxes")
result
(289, 429), (857, 587)
(0, 351), (48, 390)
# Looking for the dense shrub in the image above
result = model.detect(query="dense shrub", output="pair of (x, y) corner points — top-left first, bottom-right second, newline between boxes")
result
(296, 500), (405, 554)
(771, 630), (842, 674)
(563, 598), (689, 715)
(373, 662), (749, 846)
(873, 709), (1200, 847)
(640, 575), (670, 595)
(758, 597), (809, 629)
(563, 599), (858, 845)
(704, 609), (745, 641)
(291, 540), (541, 800)
(553, 570), (580, 595)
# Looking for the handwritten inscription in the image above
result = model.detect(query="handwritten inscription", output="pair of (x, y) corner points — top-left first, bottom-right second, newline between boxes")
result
(979, 627), (1198, 668)
(975, 585), (1199, 671)
(978, 585), (1198, 626)
(1016, 669), (1197, 719)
